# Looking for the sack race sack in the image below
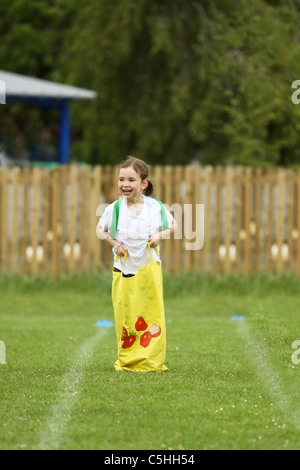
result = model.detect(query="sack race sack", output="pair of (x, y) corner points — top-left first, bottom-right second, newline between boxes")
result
(111, 197), (169, 372)
(112, 244), (168, 372)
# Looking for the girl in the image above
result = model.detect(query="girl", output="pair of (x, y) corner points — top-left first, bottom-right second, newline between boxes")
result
(96, 156), (175, 371)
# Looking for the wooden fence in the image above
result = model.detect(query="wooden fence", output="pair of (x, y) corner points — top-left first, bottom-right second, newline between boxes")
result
(1, 164), (300, 277)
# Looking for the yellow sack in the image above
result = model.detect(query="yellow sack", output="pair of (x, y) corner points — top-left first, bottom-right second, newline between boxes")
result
(112, 244), (168, 372)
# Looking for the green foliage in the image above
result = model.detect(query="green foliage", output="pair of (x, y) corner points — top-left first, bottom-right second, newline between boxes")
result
(0, 0), (74, 76)
(2, 0), (300, 166)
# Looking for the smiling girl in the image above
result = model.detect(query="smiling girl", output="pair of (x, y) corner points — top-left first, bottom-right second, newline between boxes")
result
(96, 156), (175, 371)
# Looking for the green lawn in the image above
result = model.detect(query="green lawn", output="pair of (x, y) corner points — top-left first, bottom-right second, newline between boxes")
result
(0, 272), (299, 450)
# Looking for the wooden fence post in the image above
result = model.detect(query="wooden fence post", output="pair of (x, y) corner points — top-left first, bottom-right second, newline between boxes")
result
(244, 167), (252, 277)
(0, 168), (8, 272)
(11, 167), (20, 273)
(31, 167), (40, 277)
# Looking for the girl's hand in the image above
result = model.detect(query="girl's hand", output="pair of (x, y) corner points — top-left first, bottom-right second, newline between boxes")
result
(115, 243), (128, 257)
(148, 232), (162, 248)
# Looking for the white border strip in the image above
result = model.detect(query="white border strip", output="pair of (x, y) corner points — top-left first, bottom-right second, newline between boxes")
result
(237, 321), (300, 430)
(36, 329), (106, 450)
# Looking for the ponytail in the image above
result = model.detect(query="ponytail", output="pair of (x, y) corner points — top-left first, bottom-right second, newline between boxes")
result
(143, 178), (154, 197)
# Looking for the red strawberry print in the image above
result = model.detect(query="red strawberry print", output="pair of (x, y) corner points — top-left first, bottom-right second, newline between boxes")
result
(140, 331), (152, 348)
(135, 317), (148, 331)
(122, 334), (136, 349)
(121, 326), (128, 340)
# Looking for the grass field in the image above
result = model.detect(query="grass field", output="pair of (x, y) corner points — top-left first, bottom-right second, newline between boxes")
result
(0, 271), (300, 450)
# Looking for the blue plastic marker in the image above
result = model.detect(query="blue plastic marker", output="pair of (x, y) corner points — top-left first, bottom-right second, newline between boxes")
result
(95, 320), (114, 327)
(230, 315), (246, 321)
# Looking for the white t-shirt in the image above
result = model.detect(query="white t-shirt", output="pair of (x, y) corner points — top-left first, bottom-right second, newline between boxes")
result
(97, 195), (173, 275)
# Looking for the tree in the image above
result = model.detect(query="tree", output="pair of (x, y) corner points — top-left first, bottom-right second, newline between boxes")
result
(64, 0), (300, 166)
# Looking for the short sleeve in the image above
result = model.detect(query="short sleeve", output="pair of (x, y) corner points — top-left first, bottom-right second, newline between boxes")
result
(96, 203), (114, 238)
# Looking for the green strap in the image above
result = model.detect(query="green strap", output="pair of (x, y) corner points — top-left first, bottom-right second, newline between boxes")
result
(109, 197), (122, 239)
(109, 196), (169, 238)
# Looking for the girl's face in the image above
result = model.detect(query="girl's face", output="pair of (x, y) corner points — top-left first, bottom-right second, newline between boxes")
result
(118, 166), (147, 201)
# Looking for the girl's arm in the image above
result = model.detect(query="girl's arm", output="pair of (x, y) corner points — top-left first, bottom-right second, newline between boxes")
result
(148, 219), (177, 248)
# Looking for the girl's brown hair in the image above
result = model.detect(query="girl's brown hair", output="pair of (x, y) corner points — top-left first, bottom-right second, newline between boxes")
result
(119, 156), (154, 196)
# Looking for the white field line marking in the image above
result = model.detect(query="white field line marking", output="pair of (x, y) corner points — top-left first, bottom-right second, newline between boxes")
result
(237, 321), (300, 430)
(36, 329), (107, 450)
